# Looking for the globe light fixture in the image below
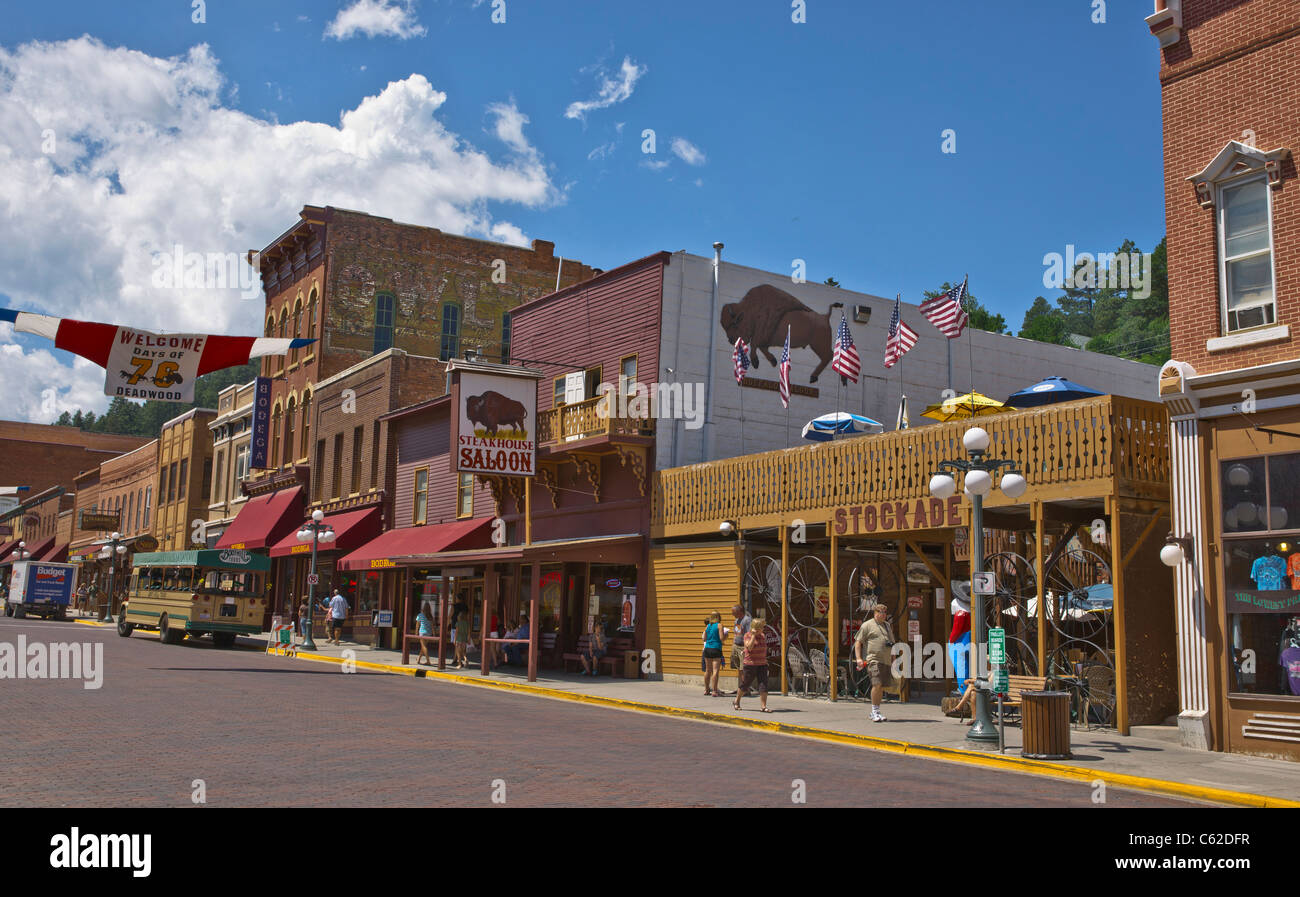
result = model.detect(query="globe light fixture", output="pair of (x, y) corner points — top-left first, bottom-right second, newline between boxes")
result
(1227, 464), (1251, 487)
(719, 520), (735, 535)
(1235, 501), (1257, 524)
(1160, 533), (1193, 568)
(1000, 472), (1028, 499)
(963, 468), (992, 496)
(962, 426), (990, 454)
(312, 509), (325, 523)
(929, 474), (957, 499)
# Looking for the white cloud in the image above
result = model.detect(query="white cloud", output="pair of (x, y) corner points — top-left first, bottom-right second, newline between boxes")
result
(325, 0), (426, 41)
(564, 56), (646, 121)
(587, 142), (615, 161)
(0, 36), (558, 422)
(640, 158), (670, 171)
(670, 136), (706, 166)
(0, 325), (107, 423)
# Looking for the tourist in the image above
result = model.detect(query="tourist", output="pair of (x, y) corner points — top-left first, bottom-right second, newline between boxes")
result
(854, 604), (896, 723)
(733, 615), (770, 713)
(327, 589), (349, 645)
(702, 611), (727, 697)
(580, 616), (607, 676)
(729, 604), (752, 694)
(415, 600), (434, 665)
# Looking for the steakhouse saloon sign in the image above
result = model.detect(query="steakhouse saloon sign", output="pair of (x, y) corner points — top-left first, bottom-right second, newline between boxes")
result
(831, 496), (962, 535)
(456, 370), (537, 477)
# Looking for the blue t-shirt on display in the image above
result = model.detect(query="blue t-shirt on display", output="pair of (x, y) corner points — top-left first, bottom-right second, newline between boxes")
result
(1250, 554), (1287, 591)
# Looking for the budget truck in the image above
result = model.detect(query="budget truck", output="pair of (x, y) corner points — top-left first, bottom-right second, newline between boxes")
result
(4, 560), (77, 620)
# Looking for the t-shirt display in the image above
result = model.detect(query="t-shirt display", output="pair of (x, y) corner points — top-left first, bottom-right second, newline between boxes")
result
(1288, 553), (1300, 589)
(1250, 554), (1287, 591)
(1280, 645), (1300, 697)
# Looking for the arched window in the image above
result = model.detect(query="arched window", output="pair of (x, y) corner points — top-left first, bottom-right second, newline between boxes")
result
(277, 309), (288, 374)
(374, 293), (394, 355)
(271, 403), (282, 468)
(306, 289), (318, 361)
(300, 389), (312, 460)
(265, 315), (275, 377)
(285, 396), (296, 468)
(291, 297), (303, 367)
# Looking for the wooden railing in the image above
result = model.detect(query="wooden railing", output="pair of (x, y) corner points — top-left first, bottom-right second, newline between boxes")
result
(538, 396), (656, 445)
(652, 395), (1169, 534)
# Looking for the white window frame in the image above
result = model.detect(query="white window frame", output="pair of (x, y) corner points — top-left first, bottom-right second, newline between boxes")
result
(1217, 171), (1277, 336)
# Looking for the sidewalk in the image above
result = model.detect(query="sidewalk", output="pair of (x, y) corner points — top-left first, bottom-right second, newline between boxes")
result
(259, 635), (1300, 807)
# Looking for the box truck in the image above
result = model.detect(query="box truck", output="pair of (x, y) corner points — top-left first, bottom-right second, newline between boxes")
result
(4, 560), (77, 620)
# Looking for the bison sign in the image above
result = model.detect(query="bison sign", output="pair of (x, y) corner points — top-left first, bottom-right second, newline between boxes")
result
(457, 371), (537, 478)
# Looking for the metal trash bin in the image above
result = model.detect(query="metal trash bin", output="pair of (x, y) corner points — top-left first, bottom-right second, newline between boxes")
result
(1020, 690), (1072, 759)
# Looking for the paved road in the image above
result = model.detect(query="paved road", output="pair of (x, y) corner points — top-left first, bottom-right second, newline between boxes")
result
(0, 617), (1200, 807)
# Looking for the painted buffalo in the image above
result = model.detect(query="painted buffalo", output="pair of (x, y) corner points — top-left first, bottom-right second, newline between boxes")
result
(721, 286), (843, 384)
(466, 390), (528, 436)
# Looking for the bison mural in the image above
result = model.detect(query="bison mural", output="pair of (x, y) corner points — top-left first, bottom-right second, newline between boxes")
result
(720, 286), (844, 384)
(466, 390), (529, 436)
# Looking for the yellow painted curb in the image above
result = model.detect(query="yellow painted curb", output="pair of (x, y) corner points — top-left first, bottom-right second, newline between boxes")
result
(280, 649), (1300, 809)
(73, 619), (113, 627)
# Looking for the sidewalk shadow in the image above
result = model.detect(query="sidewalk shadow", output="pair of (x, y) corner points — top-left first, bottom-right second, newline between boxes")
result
(1088, 739), (1164, 754)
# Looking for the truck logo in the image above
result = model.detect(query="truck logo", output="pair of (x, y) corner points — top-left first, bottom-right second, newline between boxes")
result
(218, 550), (252, 565)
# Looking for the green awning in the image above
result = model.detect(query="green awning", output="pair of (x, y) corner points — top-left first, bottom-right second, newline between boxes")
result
(130, 549), (272, 572)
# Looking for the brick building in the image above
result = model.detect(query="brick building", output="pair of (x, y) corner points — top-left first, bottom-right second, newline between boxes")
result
(207, 381), (257, 548)
(154, 409), (217, 551)
(250, 205), (595, 480)
(1152, 0), (1300, 759)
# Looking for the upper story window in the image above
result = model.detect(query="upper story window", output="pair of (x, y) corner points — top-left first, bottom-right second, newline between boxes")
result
(440, 302), (460, 361)
(1219, 176), (1275, 333)
(306, 289), (318, 361)
(374, 293), (394, 355)
(501, 312), (512, 364)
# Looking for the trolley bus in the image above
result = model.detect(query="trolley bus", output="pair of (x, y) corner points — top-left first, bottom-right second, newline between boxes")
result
(118, 549), (270, 648)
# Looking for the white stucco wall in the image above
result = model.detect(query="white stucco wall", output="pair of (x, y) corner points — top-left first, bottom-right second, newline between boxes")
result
(657, 251), (1159, 470)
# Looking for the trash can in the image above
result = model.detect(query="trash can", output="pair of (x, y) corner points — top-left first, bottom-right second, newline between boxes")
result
(1020, 690), (1072, 759)
(623, 650), (640, 679)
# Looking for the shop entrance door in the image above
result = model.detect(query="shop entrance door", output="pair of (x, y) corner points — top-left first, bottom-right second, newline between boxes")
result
(561, 563), (588, 654)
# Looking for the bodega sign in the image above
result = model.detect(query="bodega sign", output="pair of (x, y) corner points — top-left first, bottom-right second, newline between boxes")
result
(831, 496), (961, 535)
(456, 371), (536, 477)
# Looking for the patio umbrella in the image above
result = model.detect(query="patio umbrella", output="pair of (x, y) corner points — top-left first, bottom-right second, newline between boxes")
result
(800, 412), (885, 442)
(920, 391), (1012, 422)
(1004, 376), (1103, 408)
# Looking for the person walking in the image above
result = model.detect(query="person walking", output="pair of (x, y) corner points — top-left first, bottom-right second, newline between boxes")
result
(452, 597), (470, 669)
(297, 597), (311, 639)
(729, 604), (752, 696)
(702, 611), (727, 697)
(415, 600), (435, 665)
(854, 603), (897, 722)
(733, 615), (771, 712)
(327, 589), (349, 645)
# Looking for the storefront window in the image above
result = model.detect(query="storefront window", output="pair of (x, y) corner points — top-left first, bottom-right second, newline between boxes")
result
(409, 570), (442, 631)
(1223, 537), (1300, 697)
(1221, 456), (1289, 533)
(589, 564), (637, 634)
(358, 570), (382, 613)
(539, 566), (562, 635)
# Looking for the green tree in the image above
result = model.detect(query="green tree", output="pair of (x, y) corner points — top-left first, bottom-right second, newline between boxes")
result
(1019, 296), (1071, 345)
(824, 277), (840, 288)
(56, 411), (73, 427)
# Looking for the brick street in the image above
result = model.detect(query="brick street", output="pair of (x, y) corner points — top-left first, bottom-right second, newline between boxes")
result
(0, 617), (1199, 808)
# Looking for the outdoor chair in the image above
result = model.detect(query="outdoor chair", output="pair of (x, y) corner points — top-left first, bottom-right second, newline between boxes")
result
(808, 649), (832, 697)
(786, 645), (816, 696)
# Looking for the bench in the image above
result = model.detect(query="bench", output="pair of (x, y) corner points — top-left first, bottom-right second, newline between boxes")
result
(562, 635), (637, 677)
(945, 674), (1048, 721)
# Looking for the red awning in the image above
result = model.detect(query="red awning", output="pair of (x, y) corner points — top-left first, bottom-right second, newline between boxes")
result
(37, 542), (69, 563)
(215, 486), (305, 551)
(0, 540), (16, 563)
(338, 518), (492, 571)
(269, 506), (382, 558)
(0, 536), (55, 566)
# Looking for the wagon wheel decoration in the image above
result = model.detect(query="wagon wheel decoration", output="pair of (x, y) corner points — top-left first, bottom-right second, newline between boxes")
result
(1042, 545), (1116, 726)
(742, 554), (781, 621)
(787, 555), (831, 664)
(981, 550), (1038, 676)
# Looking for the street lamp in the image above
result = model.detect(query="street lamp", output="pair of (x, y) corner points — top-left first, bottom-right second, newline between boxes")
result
(297, 509), (335, 650)
(98, 532), (128, 623)
(928, 426), (1027, 744)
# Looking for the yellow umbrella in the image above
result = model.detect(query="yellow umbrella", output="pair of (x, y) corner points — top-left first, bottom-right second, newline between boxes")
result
(921, 390), (1015, 422)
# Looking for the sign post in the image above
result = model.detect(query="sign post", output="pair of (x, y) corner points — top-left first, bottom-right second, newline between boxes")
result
(989, 626), (1007, 752)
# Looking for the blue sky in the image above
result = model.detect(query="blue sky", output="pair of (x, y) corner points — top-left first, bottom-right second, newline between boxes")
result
(0, 0), (1164, 421)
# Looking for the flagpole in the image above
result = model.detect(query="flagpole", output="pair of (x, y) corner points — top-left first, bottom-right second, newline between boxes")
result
(739, 369), (747, 456)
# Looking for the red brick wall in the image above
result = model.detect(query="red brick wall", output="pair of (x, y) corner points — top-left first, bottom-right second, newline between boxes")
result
(1160, 0), (1300, 373)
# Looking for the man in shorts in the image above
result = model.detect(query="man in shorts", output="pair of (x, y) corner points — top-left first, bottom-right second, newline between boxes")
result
(854, 603), (896, 723)
(729, 604), (752, 694)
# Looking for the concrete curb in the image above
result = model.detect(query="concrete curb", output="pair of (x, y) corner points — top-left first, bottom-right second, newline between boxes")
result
(283, 648), (1297, 808)
(73, 619), (113, 627)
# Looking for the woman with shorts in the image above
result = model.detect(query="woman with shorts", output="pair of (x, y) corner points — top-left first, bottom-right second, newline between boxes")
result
(702, 611), (727, 697)
(734, 616), (770, 712)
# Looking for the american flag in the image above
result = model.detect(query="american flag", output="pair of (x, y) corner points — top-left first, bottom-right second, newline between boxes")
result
(883, 295), (918, 368)
(831, 313), (860, 383)
(778, 326), (791, 408)
(918, 275), (969, 339)
(732, 337), (750, 384)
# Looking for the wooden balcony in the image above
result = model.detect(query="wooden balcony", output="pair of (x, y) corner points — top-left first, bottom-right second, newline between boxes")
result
(537, 396), (656, 450)
(652, 395), (1169, 537)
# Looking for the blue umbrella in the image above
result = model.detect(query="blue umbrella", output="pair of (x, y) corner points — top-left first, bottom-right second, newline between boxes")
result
(1004, 376), (1103, 408)
(800, 412), (885, 442)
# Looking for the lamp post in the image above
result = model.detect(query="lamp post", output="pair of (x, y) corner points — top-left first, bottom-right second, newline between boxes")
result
(928, 426), (1028, 743)
(297, 510), (335, 650)
(98, 532), (128, 623)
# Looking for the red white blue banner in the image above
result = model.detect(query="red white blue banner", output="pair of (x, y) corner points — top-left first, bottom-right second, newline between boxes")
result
(1, 309), (314, 403)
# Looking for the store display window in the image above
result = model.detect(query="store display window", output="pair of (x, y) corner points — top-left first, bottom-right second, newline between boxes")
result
(1222, 530), (1300, 698)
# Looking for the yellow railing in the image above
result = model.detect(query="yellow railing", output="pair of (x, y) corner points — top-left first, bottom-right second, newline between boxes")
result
(538, 396), (656, 445)
(652, 395), (1169, 533)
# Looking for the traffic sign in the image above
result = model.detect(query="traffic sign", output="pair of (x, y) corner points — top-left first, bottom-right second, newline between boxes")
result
(988, 627), (1006, 665)
(992, 669), (1009, 694)
(306, 573), (319, 586)
(972, 572), (995, 595)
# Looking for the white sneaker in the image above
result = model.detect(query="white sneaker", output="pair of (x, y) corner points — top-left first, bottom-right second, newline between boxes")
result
(871, 710), (886, 723)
